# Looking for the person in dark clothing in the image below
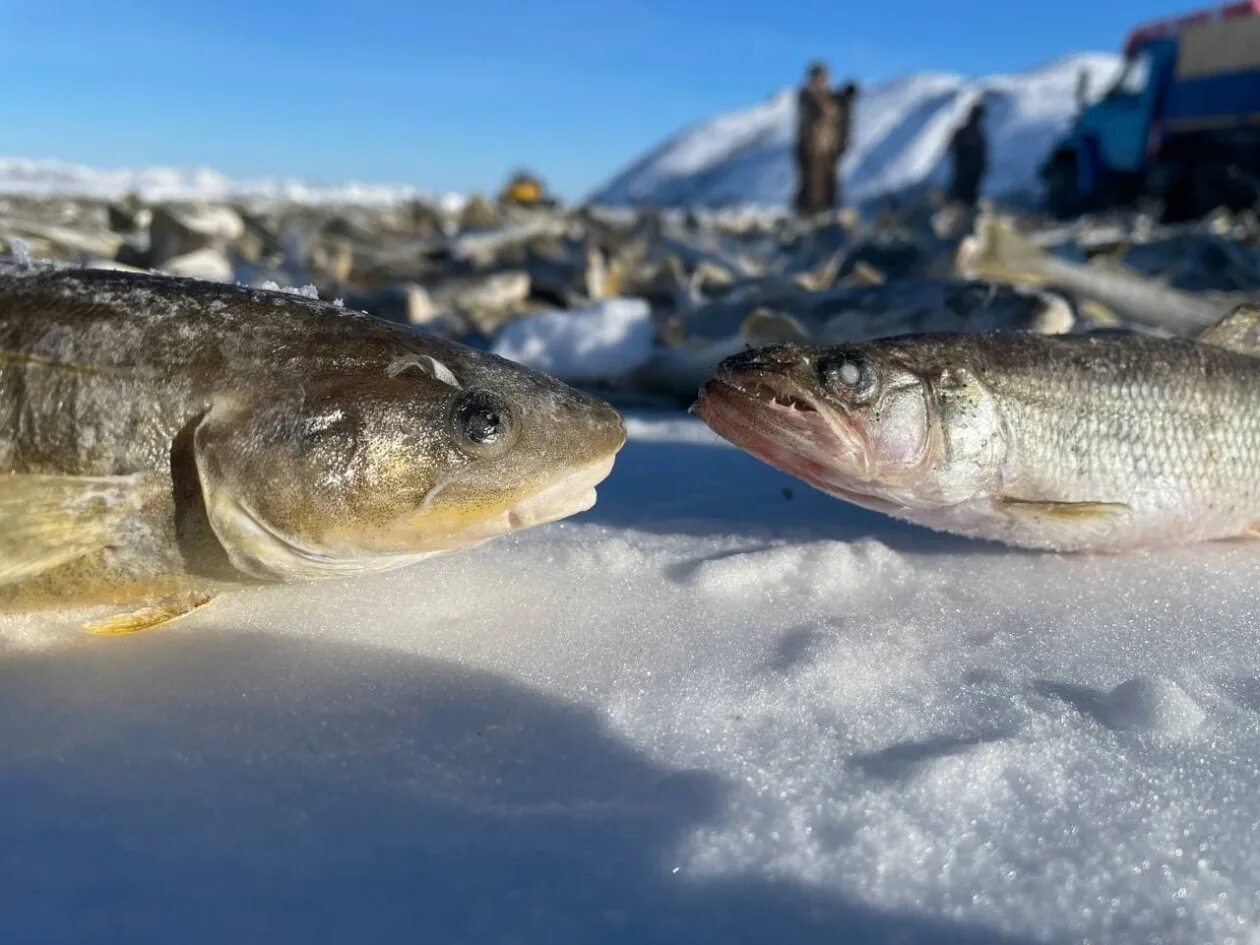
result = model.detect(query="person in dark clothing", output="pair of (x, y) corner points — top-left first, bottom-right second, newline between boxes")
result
(947, 100), (988, 207)
(794, 63), (857, 216)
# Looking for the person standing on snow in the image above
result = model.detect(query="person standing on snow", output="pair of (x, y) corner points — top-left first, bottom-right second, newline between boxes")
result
(794, 63), (857, 216)
(947, 100), (989, 207)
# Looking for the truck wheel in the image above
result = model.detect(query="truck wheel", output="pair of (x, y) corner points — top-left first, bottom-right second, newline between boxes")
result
(1044, 155), (1082, 219)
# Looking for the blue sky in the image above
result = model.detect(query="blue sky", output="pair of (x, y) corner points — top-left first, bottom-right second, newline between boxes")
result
(0, 0), (1195, 197)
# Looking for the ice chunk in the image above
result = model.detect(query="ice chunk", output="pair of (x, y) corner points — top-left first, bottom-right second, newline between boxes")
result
(9, 237), (30, 265)
(492, 298), (653, 384)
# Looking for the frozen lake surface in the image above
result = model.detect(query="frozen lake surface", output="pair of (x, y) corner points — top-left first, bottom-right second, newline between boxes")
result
(3, 410), (1259, 944)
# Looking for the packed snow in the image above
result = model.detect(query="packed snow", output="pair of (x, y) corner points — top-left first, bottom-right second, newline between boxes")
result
(3, 410), (1259, 944)
(492, 298), (654, 383)
(593, 53), (1122, 209)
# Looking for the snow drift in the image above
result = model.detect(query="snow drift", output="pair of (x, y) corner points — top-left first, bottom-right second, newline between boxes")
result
(593, 53), (1122, 209)
(492, 298), (654, 384)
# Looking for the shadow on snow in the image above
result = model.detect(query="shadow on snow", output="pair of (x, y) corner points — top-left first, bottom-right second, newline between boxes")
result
(0, 631), (1031, 945)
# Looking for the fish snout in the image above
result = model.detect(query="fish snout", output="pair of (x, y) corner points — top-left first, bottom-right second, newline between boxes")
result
(715, 343), (806, 379)
(563, 390), (627, 461)
(591, 401), (628, 456)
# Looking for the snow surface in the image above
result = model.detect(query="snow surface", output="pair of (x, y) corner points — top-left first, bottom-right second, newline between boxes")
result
(0, 156), (444, 207)
(492, 298), (654, 383)
(3, 410), (1260, 944)
(593, 53), (1122, 209)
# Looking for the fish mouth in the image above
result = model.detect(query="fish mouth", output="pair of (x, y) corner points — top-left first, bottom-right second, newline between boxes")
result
(504, 453), (617, 531)
(695, 371), (890, 510)
(728, 378), (819, 414)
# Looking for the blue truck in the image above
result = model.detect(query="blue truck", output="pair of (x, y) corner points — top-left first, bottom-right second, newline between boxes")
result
(1042, 2), (1260, 219)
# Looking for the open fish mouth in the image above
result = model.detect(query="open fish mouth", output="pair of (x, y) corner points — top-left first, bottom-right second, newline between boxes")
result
(697, 375), (847, 479)
(737, 379), (818, 413)
(696, 374), (890, 509)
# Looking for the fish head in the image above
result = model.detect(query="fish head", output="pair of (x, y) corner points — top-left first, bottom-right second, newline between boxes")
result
(695, 340), (1005, 512)
(194, 344), (626, 581)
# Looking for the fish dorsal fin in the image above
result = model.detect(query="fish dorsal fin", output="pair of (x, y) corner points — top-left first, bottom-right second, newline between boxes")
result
(739, 308), (810, 344)
(1198, 304), (1260, 357)
(0, 473), (146, 585)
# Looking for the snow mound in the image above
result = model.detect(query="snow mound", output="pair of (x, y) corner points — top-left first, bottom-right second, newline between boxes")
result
(0, 156), (436, 206)
(492, 298), (654, 383)
(3, 411), (1259, 943)
(593, 53), (1122, 208)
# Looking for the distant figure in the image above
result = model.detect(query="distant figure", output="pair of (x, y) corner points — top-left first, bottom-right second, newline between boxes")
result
(947, 100), (988, 207)
(498, 170), (552, 208)
(1075, 68), (1091, 114)
(794, 63), (857, 216)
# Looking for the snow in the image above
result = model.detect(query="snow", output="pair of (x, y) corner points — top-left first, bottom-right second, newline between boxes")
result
(0, 156), (442, 207)
(9, 237), (30, 265)
(593, 53), (1123, 208)
(4, 409), (1260, 944)
(254, 280), (320, 299)
(492, 298), (655, 383)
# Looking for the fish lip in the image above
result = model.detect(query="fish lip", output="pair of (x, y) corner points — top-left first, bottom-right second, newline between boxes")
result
(504, 452), (617, 531)
(700, 369), (819, 415)
(697, 369), (880, 498)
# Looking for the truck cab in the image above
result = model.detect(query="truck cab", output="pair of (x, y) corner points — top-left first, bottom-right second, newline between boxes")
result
(1043, 1), (1260, 218)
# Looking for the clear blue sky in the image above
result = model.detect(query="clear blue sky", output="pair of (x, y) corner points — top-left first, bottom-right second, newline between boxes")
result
(0, 0), (1195, 198)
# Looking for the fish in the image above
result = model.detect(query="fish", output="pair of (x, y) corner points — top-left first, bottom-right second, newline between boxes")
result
(0, 259), (625, 632)
(957, 215), (1236, 334)
(695, 306), (1260, 551)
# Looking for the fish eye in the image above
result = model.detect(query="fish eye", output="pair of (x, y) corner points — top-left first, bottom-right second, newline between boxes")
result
(452, 389), (514, 457)
(819, 354), (877, 403)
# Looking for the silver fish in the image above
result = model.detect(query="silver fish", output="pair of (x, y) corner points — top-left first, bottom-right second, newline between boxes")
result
(696, 307), (1260, 551)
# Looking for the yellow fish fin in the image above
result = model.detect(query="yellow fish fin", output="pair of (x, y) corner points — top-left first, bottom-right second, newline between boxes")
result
(998, 497), (1131, 522)
(84, 591), (216, 635)
(0, 473), (144, 585)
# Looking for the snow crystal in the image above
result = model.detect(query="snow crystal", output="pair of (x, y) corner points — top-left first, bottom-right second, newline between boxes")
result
(253, 280), (320, 299)
(3, 410), (1259, 943)
(9, 236), (30, 264)
(492, 298), (654, 383)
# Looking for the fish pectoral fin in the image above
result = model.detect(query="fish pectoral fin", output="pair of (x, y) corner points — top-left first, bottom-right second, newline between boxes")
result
(998, 497), (1132, 522)
(1244, 522), (1260, 538)
(83, 591), (216, 635)
(0, 473), (145, 585)
(1198, 303), (1260, 358)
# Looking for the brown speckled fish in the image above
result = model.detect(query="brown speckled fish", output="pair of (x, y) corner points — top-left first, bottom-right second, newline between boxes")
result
(0, 259), (625, 632)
